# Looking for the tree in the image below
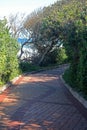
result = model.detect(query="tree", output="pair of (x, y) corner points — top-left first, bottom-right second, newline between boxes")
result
(20, 7), (63, 65)
(8, 13), (26, 38)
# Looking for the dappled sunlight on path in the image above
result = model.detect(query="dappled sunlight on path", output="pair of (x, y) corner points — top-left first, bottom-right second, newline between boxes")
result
(22, 75), (59, 83)
(0, 67), (87, 129)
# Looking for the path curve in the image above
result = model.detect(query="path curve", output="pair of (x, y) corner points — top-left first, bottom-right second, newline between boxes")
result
(0, 65), (87, 130)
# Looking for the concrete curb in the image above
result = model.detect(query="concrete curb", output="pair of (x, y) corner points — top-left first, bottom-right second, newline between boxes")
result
(60, 75), (87, 109)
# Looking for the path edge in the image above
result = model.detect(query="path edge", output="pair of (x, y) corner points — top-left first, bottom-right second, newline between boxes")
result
(60, 75), (87, 109)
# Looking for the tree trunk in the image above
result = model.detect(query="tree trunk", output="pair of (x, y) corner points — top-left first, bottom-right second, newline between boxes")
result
(38, 41), (55, 66)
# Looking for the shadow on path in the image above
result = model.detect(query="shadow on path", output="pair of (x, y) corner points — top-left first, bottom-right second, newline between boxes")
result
(0, 66), (87, 130)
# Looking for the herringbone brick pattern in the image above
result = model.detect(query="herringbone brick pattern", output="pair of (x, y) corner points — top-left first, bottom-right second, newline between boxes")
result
(0, 66), (87, 130)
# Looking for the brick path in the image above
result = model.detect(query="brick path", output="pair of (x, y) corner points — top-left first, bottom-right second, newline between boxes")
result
(0, 65), (87, 130)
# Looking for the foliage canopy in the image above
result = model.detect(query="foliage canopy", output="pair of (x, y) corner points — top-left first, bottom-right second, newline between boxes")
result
(23, 0), (87, 93)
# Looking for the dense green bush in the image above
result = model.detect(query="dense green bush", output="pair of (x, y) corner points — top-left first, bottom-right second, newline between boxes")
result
(38, 47), (68, 66)
(56, 47), (68, 64)
(62, 0), (87, 94)
(19, 62), (41, 72)
(77, 28), (87, 94)
(0, 19), (19, 85)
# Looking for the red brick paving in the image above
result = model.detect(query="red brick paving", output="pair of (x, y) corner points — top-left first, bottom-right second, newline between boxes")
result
(0, 76), (24, 103)
(0, 65), (87, 130)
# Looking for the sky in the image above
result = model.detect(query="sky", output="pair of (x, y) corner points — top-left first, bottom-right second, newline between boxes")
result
(0, 0), (57, 18)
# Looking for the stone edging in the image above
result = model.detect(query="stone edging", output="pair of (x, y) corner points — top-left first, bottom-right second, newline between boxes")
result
(60, 75), (87, 109)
